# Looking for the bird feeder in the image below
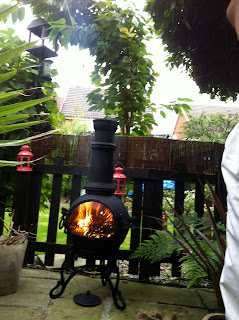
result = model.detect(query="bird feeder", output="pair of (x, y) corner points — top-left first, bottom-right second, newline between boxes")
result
(17, 145), (33, 172)
(27, 17), (57, 80)
(27, 18), (58, 60)
(113, 162), (126, 197)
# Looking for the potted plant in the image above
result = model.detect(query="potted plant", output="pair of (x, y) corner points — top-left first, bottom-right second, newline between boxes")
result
(0, 218), (28, 295)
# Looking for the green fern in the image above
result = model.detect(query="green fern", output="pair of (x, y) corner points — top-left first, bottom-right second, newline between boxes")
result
(131, 202), (225, 289)
(180, 255), (208, 288)
(131, 231), (181, 263)
(179, 239), (220, 288)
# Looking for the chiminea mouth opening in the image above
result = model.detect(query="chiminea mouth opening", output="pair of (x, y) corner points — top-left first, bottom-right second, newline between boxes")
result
(64, 192), (130, 258)
(68, 200), (115, 239)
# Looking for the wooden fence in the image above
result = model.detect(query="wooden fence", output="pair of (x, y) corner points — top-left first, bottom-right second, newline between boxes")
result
(30, 134), (225, 174)
(0, 153), (227, 280)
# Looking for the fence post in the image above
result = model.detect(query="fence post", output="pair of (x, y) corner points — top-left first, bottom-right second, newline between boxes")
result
(66, 174), (82, 247)
(12, 172), (32, 232)
(195, 181), (205, 218)
(128, 179), (143, 275)
(214, 170), (227, 222)
(139, 179), (163, 280)
(45, 156), (64, 266)
(172, 180), (185, 277)
(24, 170), (43, 264)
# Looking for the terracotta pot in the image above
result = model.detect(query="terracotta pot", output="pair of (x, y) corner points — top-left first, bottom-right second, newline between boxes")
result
(0, 239), (28, 296)
(202, 314), (225, 320)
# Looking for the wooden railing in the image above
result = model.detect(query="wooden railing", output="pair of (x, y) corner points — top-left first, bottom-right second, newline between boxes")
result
(0, 155), (227, 280)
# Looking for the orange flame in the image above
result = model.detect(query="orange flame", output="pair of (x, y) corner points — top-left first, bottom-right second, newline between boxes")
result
(68, 201), (115, 238)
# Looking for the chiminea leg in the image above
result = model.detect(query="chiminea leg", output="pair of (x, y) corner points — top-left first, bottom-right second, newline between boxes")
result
(49, 249), (77, 299)
(101, 261), (126, 311)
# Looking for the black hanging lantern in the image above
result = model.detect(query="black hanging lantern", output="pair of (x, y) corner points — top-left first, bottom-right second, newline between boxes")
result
(27, 18), (57, 79)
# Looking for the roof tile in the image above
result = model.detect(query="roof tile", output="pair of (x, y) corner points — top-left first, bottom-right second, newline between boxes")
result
(61, 86), (105, 120)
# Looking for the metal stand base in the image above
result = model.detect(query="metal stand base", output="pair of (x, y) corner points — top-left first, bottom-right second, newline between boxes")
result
(73, 291), (101, 307)
(49, 248), (126, 311)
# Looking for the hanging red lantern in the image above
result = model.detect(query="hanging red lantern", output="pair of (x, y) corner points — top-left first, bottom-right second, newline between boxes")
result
(17, 145), (33, 172)
(113, 162), (126, 197)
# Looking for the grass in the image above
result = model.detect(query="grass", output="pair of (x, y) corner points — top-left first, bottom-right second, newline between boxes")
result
(36, 206), (131, 249)
(36, 206), (68, 244)
(2, 201), (131, 252)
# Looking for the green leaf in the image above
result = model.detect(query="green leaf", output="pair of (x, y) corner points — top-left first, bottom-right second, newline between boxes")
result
(0, 96), (53, 117)
(0, 121), (42, 134)
(0, 91), (22, 104)
(17, 7), (25, 22)
(177, 98), (194, 102)
(11, 9), (18, 24)
(160, 110), (166, 118)
(51, 18), (66, 25)
(0, 114), (28, 125)
(180, 103), (191, 112)
(0, 129), (58, 147)
(0, 70), (17, 84)
(0, 160), (22, 167)
(0, 4), (18, 21)
(119, 34), (128, 39)
(0, 41), (37, 66)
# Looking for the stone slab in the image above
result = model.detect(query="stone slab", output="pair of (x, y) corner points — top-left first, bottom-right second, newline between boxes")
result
(21, 267), (60, 280)
(0, 306), (47, 320)
(196, 288), (222, 311)
(108, 302), (209, 320)
(0, 277), (53, 308)
(0, 268), (222, 320)
(119, 281), (203, 308)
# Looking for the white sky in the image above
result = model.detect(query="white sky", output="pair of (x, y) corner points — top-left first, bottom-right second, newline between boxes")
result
(1, 0), (239, 135)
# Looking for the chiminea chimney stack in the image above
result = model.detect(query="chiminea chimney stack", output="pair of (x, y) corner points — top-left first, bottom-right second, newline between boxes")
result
(85, 119), (118, 196)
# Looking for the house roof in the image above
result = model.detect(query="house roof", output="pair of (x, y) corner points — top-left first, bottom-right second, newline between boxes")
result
(61, 86), (105, 120)
(61, 86), (154, 120)
(184, 104), (239, 120)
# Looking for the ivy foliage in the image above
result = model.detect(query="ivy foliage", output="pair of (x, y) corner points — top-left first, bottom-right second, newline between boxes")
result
(182, 112), (239, 143)
(145, 0), (239, 102)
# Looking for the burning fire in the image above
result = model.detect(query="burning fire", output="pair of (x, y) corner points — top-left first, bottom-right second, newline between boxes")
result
(68, 201), (115, 238)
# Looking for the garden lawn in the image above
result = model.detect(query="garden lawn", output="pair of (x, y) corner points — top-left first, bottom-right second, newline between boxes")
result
(37, 207), (130, 249)
(36, 207), (67, 244)
(3, 206), (131, 250)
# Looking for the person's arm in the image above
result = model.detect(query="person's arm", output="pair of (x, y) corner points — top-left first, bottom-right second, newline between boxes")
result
(227, 0), (239, 37)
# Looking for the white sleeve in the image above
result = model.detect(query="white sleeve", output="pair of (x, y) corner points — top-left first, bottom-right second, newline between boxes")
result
(220, 123), (239, 320)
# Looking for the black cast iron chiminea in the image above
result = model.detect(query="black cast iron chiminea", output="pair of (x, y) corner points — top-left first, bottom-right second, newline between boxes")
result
(49, 119), (131, 310)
